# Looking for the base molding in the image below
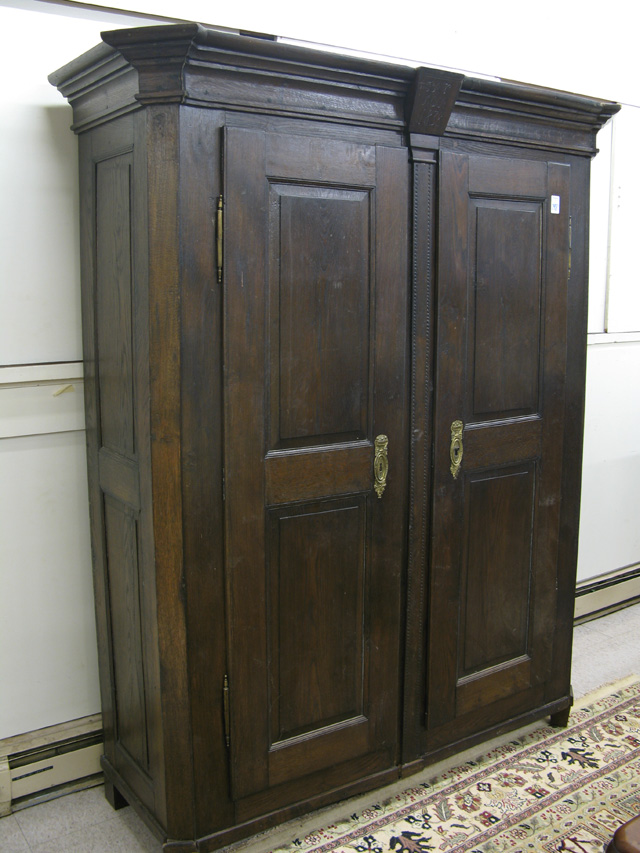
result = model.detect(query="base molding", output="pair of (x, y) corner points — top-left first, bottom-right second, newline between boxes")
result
(100, 695), (573, 852)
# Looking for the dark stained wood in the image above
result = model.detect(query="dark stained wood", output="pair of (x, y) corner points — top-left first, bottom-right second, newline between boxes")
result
(268, 498), (366, 742)
(460, 465), (535, 674)
(223, 125), (270, 801)
(49, 23), (620, 852)
(549, 695), (573, 728)
(472, 203), (542, 417)
(98, 448), (140, 511)
(144, 104), (195, 837)
(407, 67), (463, 135)
(550, 157), (592, 710)
(402, 143), (438, 765)
(223, 126), (408, 807)
(274, 188), (370, 443)
(177, 107), (235, 836)
(265, 443), (372, 505)
(95, 153), (135, 457)
(426, 150), (573, 745)
(104, 779), (128, 810)
(462, 419), (542, 468)
(103, 497), (148, 770)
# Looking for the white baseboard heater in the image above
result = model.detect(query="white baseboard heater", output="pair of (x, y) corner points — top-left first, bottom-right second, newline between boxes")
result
(0, 715), (103, 816)
(575, 563), (640, 623)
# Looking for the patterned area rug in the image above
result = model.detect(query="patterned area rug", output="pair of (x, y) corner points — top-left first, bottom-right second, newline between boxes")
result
(276, 679), (640, 853)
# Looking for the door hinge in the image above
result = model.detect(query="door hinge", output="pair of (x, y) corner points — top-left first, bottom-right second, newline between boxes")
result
(223, 674), (230, 748)
(568, 214), (572, 281)
(216, 195), (223, 284)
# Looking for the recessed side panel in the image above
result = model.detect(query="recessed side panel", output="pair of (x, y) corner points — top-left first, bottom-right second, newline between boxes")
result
(96, 154), (135, 459)
(270, 184), (371, 448)
(460, 463), (536, 676)
(471, 201), (543, 421)
(103, 496), (149, 775)
(268, 497), (367, 745)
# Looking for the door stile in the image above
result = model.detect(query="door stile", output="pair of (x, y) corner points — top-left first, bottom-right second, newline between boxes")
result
(222, 126), (270, 799)
(427, 151), (470, 730)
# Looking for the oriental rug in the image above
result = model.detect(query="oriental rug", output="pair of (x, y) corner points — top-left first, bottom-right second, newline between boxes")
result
(275, 678), (640, 853)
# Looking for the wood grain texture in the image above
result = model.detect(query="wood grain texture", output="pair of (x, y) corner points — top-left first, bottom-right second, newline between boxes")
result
(402, 144), (441, 765)
(224, 129), (408, 809)
(427, 150), (571, 745)
(178, 107), (235, 836)
(460, 465), (535, 675)
(95, 153), (135, 458)
(548, 156), (592, 708)
(265, 443), (372, 504)
(472, 203), (542, 418)
(145, 104), (194, 836)
(268, 499), (366, 743)
(103, 497), (148, 771)
(223, 126), (270, 801)
(275, 188), (370, 443)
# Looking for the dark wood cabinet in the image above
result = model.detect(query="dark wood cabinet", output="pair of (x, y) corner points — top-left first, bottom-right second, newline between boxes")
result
(50, 24), (619, 851)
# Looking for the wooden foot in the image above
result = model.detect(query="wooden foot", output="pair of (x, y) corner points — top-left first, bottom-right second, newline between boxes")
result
(549, 705), (571, 727)
(104, 779), (128, 810)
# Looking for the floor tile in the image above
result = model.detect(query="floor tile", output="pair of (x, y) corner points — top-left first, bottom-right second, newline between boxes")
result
(0, 814), (30, 853)
(13, 785), (116, 847)
(572, 604), (640, 697)
(596, 602), (640, 641)
(29, 811), (164, 853)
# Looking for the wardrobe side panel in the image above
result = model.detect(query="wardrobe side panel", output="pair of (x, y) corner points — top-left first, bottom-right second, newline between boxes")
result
(550, 155), (592, 704)
(80, 115), (165, 824)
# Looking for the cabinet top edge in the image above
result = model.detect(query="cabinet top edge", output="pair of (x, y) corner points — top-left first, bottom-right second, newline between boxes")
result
(48, 22), (620, 143)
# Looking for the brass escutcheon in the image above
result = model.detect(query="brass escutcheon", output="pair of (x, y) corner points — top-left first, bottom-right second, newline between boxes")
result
(374, 435), (389, 499)
(450, 420), (463, 480)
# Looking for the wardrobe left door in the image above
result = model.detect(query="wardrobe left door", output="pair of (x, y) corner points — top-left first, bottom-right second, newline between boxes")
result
(222, 127), (409, 811)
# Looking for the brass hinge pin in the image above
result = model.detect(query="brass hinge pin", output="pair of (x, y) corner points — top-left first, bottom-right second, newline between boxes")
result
(217, 195), (223, 284)
(223, 674), (230, 748)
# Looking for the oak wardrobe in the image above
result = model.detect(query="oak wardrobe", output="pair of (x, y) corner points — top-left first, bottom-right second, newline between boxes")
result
(50, 24), (619, 851)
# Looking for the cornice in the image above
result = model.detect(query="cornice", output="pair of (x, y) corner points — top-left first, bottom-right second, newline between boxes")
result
(49, 23), (620, 153)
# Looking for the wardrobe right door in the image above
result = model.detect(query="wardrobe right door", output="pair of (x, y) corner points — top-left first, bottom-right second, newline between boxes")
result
(426, 150), (571, 747)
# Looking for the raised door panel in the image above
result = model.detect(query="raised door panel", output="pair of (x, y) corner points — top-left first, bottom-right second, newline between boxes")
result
(427, 151), (570, 745)
(273, 186), (370, 444)
(223, 127), (408, 805)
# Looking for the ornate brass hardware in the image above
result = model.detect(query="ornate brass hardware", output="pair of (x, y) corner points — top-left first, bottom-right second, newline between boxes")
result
(450, 420), (463, 480)
(217, 195), (223, 284)
(374, 434), (389, 498)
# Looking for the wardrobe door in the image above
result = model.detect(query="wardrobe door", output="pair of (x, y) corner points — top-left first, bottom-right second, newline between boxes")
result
(222, 127), (408, 804)
(427, 151), (571, 745)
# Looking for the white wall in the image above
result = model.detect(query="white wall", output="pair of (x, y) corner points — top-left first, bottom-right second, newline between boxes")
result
(578, 338), (640, 582)
(0, 0), (638, 739)
(0, 0), (170, 740)
(577, 102), (640, 581)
